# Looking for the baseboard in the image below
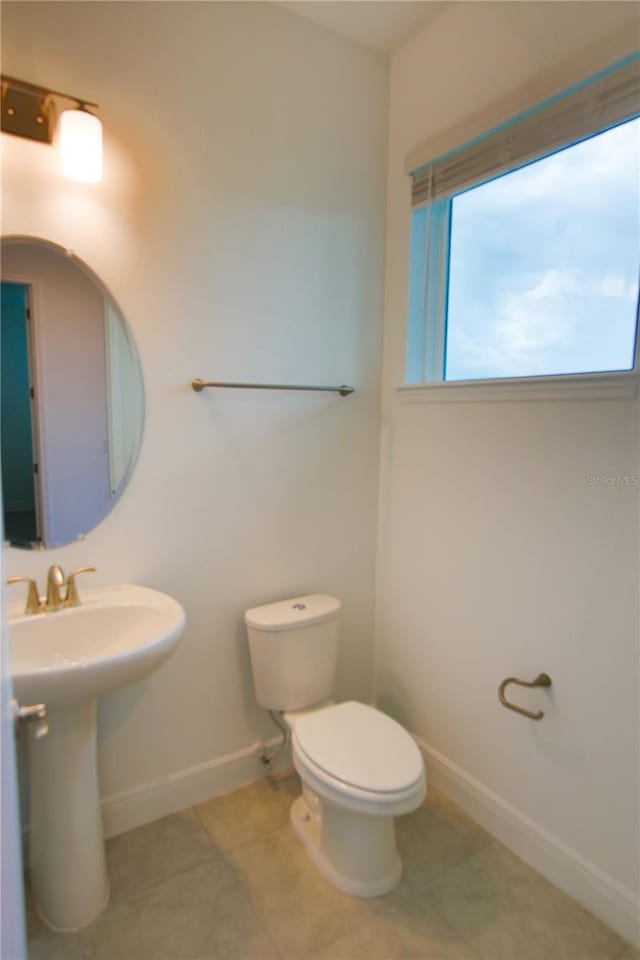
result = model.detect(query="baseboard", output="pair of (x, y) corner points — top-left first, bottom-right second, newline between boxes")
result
(101, 736), (292, 839)
(416, 736), (640, 948)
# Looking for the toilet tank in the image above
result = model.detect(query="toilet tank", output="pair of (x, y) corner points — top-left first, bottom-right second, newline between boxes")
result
(245, 594), (341, 711)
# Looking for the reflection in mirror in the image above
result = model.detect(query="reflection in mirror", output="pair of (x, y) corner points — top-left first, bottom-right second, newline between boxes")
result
(1, 238), (144, 549)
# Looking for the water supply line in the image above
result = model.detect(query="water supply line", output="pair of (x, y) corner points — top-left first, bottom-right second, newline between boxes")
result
(259, 710), (290, 771)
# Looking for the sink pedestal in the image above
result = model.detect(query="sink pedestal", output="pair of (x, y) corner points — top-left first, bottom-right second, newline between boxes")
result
(29, 698), (109, 931)
(11, 583), (186, 930)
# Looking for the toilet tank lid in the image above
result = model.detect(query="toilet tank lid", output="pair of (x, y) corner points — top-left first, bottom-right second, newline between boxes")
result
(245, 594), (341, 631)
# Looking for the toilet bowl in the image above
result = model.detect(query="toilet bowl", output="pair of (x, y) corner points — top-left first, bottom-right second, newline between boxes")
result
(286, 700), (425, 896)
(245, 594), (426, 897)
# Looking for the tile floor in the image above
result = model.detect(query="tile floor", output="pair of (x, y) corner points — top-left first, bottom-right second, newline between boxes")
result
(26, 775), (638, 960)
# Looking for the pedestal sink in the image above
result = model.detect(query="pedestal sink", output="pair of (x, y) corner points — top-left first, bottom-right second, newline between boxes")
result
(9, 584), (186, 932)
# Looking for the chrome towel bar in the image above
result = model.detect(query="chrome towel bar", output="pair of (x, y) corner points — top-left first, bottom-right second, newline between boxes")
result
(498, 672), (552, 720)
(191, 379), (354, 397)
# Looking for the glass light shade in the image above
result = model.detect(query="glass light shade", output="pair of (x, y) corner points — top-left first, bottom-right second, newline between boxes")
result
(58, 108), (103, 183)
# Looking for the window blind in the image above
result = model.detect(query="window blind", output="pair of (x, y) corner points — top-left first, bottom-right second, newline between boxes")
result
(411, 54), (640, 207)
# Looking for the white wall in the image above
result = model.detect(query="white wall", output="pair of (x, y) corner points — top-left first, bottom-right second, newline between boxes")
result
(2, 1), (387, 824)
(376, 0), (639, 939)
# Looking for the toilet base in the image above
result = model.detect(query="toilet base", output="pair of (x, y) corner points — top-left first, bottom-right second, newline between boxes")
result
(290, 792), (402, 897)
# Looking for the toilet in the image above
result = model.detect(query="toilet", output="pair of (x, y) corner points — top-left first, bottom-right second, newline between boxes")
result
(245, 594), (426, 897)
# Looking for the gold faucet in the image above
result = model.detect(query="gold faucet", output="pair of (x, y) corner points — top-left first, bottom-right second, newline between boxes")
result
(45, 565), (65, 612)
(6, 577), (44, 615)
(64, 566), (96, 608)
(7, 564), (97, 615)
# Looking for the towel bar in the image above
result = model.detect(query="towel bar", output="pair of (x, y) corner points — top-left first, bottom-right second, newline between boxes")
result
(192, 379), (354, 396)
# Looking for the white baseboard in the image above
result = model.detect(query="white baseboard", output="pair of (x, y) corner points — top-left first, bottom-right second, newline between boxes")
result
(101, 736), (292, 839)
(416, 736), (640, 948)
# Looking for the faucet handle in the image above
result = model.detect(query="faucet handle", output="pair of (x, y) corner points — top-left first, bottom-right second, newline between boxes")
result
(65, 566), (96, 608)
(7, 577), (43, 615)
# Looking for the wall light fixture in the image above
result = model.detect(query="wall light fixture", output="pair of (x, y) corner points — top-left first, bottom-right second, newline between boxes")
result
(1, 75), (102, 183)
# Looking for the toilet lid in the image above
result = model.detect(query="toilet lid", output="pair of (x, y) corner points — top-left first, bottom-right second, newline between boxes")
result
(293, 701), (424, 794)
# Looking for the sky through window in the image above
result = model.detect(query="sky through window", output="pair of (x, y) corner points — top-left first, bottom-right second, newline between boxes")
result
(445, 117), (640, 381)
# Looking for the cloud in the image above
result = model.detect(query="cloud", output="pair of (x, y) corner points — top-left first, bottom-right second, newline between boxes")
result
(598, 274), (627, 298)
(449, 269), (575, 375)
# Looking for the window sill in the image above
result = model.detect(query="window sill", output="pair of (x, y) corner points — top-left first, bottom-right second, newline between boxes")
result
(397, 372), (639, 404)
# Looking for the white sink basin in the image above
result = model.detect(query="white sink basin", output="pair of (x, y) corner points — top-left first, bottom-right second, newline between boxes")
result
(9, 583), (186, 934)
(10, 584), (186, 706)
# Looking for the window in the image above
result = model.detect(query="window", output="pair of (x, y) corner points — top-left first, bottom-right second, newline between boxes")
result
(406, 56), (640, 387)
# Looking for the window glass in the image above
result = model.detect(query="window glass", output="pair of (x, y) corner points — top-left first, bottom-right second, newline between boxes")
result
(444, 118), (640, 381)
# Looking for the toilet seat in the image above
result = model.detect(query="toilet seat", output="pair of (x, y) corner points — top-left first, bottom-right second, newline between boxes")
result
(291, 701), (426, 816)
(293, 701), (423, 793)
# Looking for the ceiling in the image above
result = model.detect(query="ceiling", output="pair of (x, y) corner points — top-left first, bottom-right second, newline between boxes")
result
(276, 1), (447, 54)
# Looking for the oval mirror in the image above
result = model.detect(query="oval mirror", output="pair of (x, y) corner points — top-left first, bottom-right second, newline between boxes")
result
(1, 237), (144, 549)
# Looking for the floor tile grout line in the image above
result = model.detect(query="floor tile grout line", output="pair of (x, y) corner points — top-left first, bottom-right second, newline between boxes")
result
(189, 784), (298, 838)
(75, 858), (284, 960)
(421, 806), (493, 844)
(388, 872), (486, 960)
(188, 806), (231, 850)
(105, 807), (224, 885)
(400, 836), (501, 902)
(398, 838), (498, 960)
(101, 847), (223, 912)
(304, 914), (377, 960)
(219, 831), (386, 960)
(419, 841), (627, 960)
(194, 814), (295, 858)
(263, 925), (284, 960)
(304, 913), (375, 960)
(614, 940), (639, 960)
(423, 884), (487, 960)
(423, 887), (537, 960)
(426, 884), (562, 960)
(308, 886), (489, 960)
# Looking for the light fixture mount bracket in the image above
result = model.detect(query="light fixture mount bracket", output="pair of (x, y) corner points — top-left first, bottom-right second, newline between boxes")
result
(1, 81), (54, 143)
(1, 75), (99, 145)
